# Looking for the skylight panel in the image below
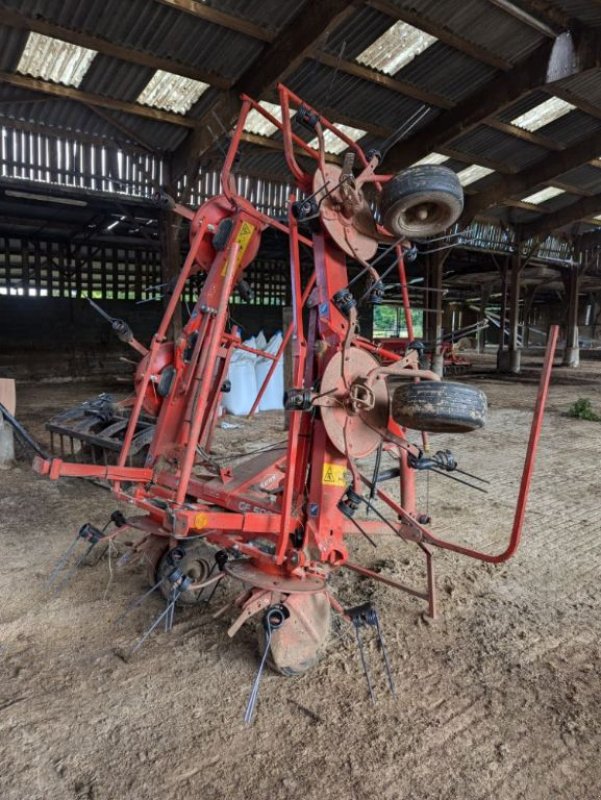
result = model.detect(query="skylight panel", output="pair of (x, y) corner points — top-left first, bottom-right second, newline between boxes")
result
(413, 152), (448, 166)
(522, 186), (565, 204)
(137, 70), (209, 114)
(244, 100), (291, 137)
(309, 123), (366, 155)
(456, 164), (494, 186)
(511, 97), (576, 132)
(16, 32), (96, 88)
(357, 21), (436, 75)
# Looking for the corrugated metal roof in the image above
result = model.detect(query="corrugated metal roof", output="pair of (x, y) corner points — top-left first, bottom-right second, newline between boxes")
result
(0, 83), (186, 151)
(0, 0), (264, 82)
(209, 0), (305, 32)
(557, 164), (601, 193)
(549, 0), (601, 24)
(80, 56), (153, 102)
(385, 0), (546, 63)
(287, 60), (429, 133)
(556, 69), (601, 107)
(536, 110), (601, 147)
(449, 125), (549, 170)
(393, 42), (495, 103)
(324, 6), (396, 60)
(0, 24), (29, 71)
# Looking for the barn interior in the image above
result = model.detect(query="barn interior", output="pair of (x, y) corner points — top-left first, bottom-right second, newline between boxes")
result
(1, 2), (600, 799)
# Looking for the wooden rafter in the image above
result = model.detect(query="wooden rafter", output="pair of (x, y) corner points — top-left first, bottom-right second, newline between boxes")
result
(171, 0), (357, 180)
(154, 0), (274, 43)
(521, 193), (601, 237)
(0, 8), (231, 90)
(381, 38), (564, 172)
(0, 71), (200, 127)
(313, 52), (453, 109)
(366, 0), (513, 70)
(464, 130), (601, 220)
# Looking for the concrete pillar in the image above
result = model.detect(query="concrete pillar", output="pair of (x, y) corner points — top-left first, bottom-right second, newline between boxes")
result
(563, 266), (580, 368)
(0, 414), (15, 466)
(0, 379), (16, 467)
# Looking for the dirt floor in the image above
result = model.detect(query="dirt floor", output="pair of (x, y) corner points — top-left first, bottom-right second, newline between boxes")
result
(1, 354), (601, 800)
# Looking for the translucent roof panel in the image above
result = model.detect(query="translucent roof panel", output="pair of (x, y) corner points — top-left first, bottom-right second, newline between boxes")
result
(137, 70), (209, 114)
(456, 164), (494, 186)
(511, 97), (576, 132)
(244, 100), (292, 138)
(356, 21), (436, 75)
(16, 32), (96, 88)
(309, 123), (367, 155)
(413, 152), (448, 166)
(522, 186), (565, 204)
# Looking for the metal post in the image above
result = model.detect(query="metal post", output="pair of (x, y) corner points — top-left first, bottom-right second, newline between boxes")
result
(563, 265), (580, 368)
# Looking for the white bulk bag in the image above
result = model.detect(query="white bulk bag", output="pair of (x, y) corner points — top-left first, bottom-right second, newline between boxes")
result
(256, 331), (284, 411)
(224, 337), (258, 416)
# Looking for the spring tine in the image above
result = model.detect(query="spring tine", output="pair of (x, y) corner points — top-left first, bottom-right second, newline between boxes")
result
(429, 467), (488, 494)
(46, 537), (80, 587)
(244, 627), (272, 724)
(454, 467), (491, 484)
(355, 626), (375, 704)
(129, 600), (176, 655)
(53, 542), (96, 596)
(114, 577), (164, 625)
(375, 617), (396, 697)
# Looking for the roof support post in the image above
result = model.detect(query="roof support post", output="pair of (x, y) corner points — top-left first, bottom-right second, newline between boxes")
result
(563, 265), (580, 367)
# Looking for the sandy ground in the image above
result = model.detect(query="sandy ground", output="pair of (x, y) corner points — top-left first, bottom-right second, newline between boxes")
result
(1, 355), (600, 800)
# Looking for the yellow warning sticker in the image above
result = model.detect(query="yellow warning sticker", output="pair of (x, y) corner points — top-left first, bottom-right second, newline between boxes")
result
(194, 512), (209, 530)
(322, 463), (348, 488)
(222, 220), (256, 275)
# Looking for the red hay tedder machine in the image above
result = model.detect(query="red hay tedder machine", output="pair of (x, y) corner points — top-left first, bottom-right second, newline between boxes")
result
(26, 85), (558, 714)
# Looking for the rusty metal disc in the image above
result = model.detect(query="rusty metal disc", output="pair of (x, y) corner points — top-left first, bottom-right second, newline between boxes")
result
(314, 165), (378, 261)
(259, 591), (331, 676)
(320, 348), (389, 458)
(225, 560), (326, 593)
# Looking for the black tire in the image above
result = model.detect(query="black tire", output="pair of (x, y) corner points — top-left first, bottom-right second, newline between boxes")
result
(156, 540), (217, 606)
(380, 165), (464, 238)
(391, 381), (487, 433)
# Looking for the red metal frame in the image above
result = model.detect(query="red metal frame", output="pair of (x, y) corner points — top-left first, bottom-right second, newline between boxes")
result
(33, 86), (559, 632)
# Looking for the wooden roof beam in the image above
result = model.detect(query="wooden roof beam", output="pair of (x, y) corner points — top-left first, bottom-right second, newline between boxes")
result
(171, 0), (358, 180)
(381, 35), (579, 172)
(381, 28), (601, 173)
(0, 71), (199, 128)
(153, 0), (275, 43)
(463, 130), (601, 220)
(367, 0), (513, 70)
(0, 8), (231, 90)
(521, 193), (601, 237)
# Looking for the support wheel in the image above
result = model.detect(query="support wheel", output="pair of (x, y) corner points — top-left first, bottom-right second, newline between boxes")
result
(258, 592), (331, 676)
(391, 381), (487, 433)
(380, 165), (464, 238)
(156, 540), (218, 606)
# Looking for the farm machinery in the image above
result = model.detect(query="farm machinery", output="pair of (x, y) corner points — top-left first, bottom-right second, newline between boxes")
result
(29, 85), (558, 708)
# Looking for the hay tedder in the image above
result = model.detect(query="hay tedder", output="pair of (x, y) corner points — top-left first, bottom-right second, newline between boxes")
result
(31, 85), (558, 711)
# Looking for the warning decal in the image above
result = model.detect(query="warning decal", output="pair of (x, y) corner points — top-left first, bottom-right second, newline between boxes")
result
(194, 512), (209, 530)
(321, 463), (348, 487)
(222, 220), (256, 275)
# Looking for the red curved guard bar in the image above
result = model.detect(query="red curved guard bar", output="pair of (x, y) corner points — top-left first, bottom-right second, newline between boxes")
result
(421, 324), (559, 563)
